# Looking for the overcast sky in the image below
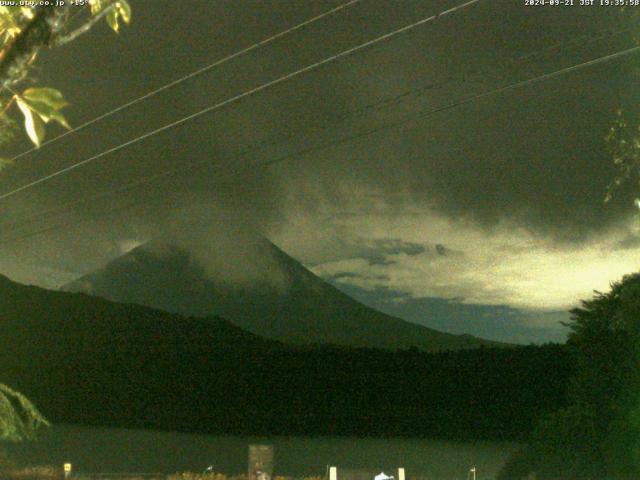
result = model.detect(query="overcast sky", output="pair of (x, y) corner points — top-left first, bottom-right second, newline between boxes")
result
(0, 0), (639, 343)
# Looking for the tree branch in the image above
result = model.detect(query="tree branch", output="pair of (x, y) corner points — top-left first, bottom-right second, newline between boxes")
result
(0, 6), (67, 88)
(0, 95), (16, 117)
(53, 1), (117, 46)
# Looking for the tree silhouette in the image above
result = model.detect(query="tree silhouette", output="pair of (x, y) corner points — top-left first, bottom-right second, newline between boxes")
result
(605, 111), (640, 209)
(500, 272), (640, 479)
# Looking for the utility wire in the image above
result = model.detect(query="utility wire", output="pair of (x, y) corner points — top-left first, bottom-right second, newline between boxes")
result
(449, 44), (640, 109)
(0, 73), (465, 233)
(0, 70), (464, 233)
(1, 42), (638, 246)
(5, 0), (361, 164)
(163, 24), (633, 170)
(0, 200), (143, 246)
(513, 25), (634, 64)
(0, 0), (483, 203)
(0, 61), (477, 232)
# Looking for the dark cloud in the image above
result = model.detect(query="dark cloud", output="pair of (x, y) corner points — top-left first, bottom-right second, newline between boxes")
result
(0, 0), (638, 335)
(359, 239), (425, 265)
(614, 233), (640, 251)
(373, 239), (425, 256)
(1, 0), (636, 244)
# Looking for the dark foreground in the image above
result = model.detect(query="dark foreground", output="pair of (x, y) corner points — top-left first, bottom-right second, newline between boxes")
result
(5, 424), (518, 479)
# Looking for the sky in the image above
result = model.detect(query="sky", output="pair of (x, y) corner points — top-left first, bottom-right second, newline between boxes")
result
(1, 0), (639, 343)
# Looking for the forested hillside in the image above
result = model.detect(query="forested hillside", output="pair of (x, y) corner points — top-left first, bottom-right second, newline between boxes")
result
(0, 275), (570, 440)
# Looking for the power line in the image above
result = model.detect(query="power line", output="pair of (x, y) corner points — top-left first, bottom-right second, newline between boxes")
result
(513, 25), (633, 65)
(0, 63), (479, 233)
(6, 0), (361, 164)
(0, 200), (143, 246)
(0, 69), (468, 233)
(0, 166), (186, 233)
(0, 0), (483, 203)
(2, 42), (638, 246)
(450, 44), (640, 108)
(0, 25), (618, 234)
(166, 24), (632, 169)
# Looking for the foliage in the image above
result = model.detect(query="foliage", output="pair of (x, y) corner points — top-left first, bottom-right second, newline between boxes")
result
(0, 113), (18, 159)
(0, 383), (49, 442)
(13, 87), (69, 147)
(0, 0), (131, 149)
(604, 10), (640, 206)
(499, 273), (640, 479)
(605, 111), (640, 208)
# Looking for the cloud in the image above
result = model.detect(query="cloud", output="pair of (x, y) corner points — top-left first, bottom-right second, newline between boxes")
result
(145, 202), (293, 292)
(274, 201), (640, 310)
(0, 257), (77, 289)
(8, 1), (634, 247)
(326, 281), (571, 344)
(0, 0), (637, 343)
(614, 233), (640, 251)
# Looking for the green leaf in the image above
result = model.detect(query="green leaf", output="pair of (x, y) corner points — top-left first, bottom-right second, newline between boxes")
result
(116, 0), (131, 23)
(88, 0), (131, 33)
(51, 111), (70, 130)
(22, 99), (70, 128)
(22, 87), (69, 110)
(0, 6), (24, 21)
(0, 6), (22, 41)
(16, 98), (45, 147)
(106, 8), (119, 33)
(19, 88), (71, 130)
(89, 0), (108, 16)
(19, 7), (34, 20)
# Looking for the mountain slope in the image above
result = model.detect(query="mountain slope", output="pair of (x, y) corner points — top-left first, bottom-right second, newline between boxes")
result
(64, 238), (502, 351)
(0, 274), (570, 439)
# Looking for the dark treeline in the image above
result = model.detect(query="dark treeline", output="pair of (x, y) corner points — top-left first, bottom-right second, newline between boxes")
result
(499, 273), (640, 479)
(0, 275), (571, 440)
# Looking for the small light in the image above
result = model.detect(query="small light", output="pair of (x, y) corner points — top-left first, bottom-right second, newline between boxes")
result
(635, 198), (640, 210)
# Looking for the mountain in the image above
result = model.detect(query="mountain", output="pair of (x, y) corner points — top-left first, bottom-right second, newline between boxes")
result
(0, 274), (571, 439)
(63, 237), (502, 351)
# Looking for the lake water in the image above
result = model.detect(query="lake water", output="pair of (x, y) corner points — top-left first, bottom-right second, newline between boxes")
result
(6, 424), (518, 479)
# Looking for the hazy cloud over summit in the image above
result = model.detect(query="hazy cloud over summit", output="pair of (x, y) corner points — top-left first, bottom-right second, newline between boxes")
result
(1, 0), (639, 341)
